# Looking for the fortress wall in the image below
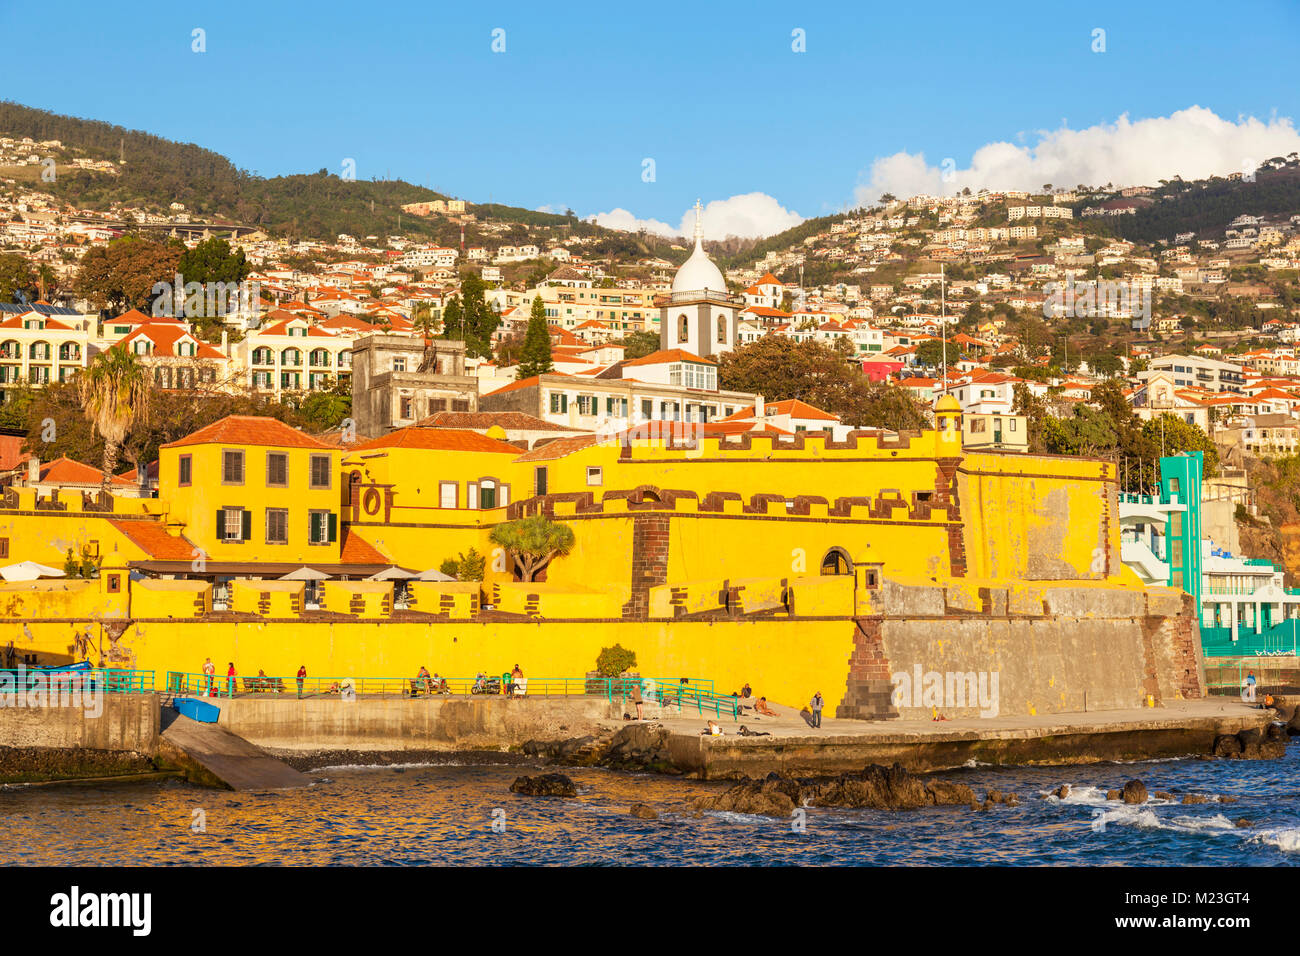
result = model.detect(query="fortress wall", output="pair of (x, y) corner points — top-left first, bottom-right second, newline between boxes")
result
(1, 586), (1203, 724)
(205, 695), (620, 753)
(0, 690), (159, 753)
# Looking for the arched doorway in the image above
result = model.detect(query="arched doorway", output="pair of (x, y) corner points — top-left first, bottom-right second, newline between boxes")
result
(820, 547), (853, 576)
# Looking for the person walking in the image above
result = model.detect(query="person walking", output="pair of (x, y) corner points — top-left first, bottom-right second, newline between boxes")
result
(296, 664), (307, 699)
(810, 691), (824, 729)
(202, 657), (215, 697)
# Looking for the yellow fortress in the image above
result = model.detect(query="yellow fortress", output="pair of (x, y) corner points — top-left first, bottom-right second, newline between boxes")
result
(0, 397), (1203, 719)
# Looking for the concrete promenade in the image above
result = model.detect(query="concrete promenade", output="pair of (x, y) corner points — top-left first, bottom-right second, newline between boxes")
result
(635, 697), (1273, 777)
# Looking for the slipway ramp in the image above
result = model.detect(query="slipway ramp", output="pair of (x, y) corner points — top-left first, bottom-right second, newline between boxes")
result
(159, 711), (309, 790)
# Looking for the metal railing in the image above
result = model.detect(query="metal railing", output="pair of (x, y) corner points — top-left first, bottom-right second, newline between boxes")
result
(0, 667), (154, 694)
(164, 671), (718, 703)
(1203, 656), (1300, 697)
(609, 677), (742, 721)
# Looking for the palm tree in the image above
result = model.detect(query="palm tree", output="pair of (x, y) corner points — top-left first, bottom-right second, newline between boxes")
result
(488, 514), (575, 582)
(78, 349), (151, 495)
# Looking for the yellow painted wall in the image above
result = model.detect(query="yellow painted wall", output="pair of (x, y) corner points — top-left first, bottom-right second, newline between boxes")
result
(159, 442), (341, 563)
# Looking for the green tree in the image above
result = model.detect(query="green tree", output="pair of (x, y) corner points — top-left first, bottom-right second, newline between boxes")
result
(74, 236), (184, 313)
(621, 329), (661, 361)
(77, 349), (151, 493)
(439, 547), (486, 582)
(0, 253), (36, 304)
(595, 644), (637, 678)
(913, 339), (952, 369)
(516, 296), (553, 380)
(299, 390), (352, 431)
(488, 514), (575, 582)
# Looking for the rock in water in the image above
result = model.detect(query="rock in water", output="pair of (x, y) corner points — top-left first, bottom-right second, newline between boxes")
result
(1181, 794), (1209, 804)
(1153, 791), (1174, 800)
(629, 804), (658, 820)
(1054, 784), (1071, 800)
(1121, 780), (1148, 804)
(1212, 734), (1243, 758)
(688, 772), (800, 817)
(689, 763), (975, 817)
(1235, 818), (1254, 828)
(509, 773), (577, 797)
(1106, 789), (1122, 801)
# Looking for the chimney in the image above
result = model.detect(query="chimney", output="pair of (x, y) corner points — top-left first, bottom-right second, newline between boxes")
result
(26, 457), (39, 484)
(221, 330), (228, 354)
(755, 394), (765, 418)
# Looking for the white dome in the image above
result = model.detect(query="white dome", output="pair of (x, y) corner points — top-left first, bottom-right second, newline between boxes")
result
(672, 237), (725, 294)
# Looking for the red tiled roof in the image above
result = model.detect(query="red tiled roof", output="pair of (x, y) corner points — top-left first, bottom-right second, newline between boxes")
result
(413, 411), (582, 432)
(622, 348), (717, 367)
(109, 520), (197, 560)
(38, 456), (132, 486)
(718, 399), (839, 422)
(350, 428), (521, 454)
(512, 435), (603, 462)
(0, 435), (30, 472)
(162, 416), (330, 450)
(340, 529), (388, 565)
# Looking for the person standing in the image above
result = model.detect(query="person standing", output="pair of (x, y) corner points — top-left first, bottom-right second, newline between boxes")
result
(202, 657), (215, 697)
(1245, 671), (1257, 703)
(810, 691), (824, 729)
(226, 662), (236, 696)
(296, 664), (307, 699)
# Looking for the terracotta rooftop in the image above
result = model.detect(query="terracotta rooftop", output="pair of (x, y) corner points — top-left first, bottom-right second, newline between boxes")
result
(412, 411), (585, 432)
(162, 416), (331, 450)
(350, 427), (521, 454)
(109, 519), (197, 561)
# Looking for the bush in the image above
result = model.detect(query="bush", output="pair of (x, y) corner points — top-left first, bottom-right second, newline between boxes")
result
(595, 644), (637, 678)
(440, 547), (486, 582)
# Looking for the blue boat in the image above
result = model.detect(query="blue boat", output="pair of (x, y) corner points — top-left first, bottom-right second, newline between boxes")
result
(173, 696), (221, 723)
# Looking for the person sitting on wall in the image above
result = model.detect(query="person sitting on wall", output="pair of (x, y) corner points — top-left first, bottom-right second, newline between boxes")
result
(699, 720), (723, 736)
(753, 697), (778, 718)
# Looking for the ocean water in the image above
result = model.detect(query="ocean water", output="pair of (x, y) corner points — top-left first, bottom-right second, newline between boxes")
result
(2, 744), (1299, 866)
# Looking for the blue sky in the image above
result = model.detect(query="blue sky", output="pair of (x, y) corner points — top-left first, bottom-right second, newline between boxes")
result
(3, 0), (1299, 236)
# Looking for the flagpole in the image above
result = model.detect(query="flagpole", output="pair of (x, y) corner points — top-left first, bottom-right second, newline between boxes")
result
(940, 263), (947, 396)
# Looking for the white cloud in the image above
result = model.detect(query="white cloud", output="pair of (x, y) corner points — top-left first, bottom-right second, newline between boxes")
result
(591, 192), (804, 239)
(854, 106), (1300, 204)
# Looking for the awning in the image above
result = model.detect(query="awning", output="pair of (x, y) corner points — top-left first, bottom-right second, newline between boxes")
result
(279, 567), (331, 581)
(0, 561), (67, 582)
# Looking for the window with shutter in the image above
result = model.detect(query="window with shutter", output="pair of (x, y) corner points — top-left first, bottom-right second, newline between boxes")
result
(179, 455), (192, 486)
(309, 455), (331, 489)
(266, 452), (288, 486)
(223, 450), (244, 484)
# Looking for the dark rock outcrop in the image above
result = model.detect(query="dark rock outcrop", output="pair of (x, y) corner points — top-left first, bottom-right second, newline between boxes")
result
(509, 773), (577, 798)
(1215, 727), (1287, 760)
(629, 804), (658, 820)
(1121, 779), (1148, 804)
(688, 763), (976, 817)
(1182, 793), (1210, 804)
(1153, 790), (1174, 800)
(1054, 784), (1071, 800)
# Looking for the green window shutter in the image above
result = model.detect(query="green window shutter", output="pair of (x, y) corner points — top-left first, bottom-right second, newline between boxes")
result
(216, 509), (224, 538)
(241, 510), (252, 541)
(328, 513), (337, 543)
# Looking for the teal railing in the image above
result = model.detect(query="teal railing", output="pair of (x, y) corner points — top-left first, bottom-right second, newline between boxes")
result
(609, 677), (742, 721)
(165, 671), (718, 704)
(0, 667), (154, 694)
